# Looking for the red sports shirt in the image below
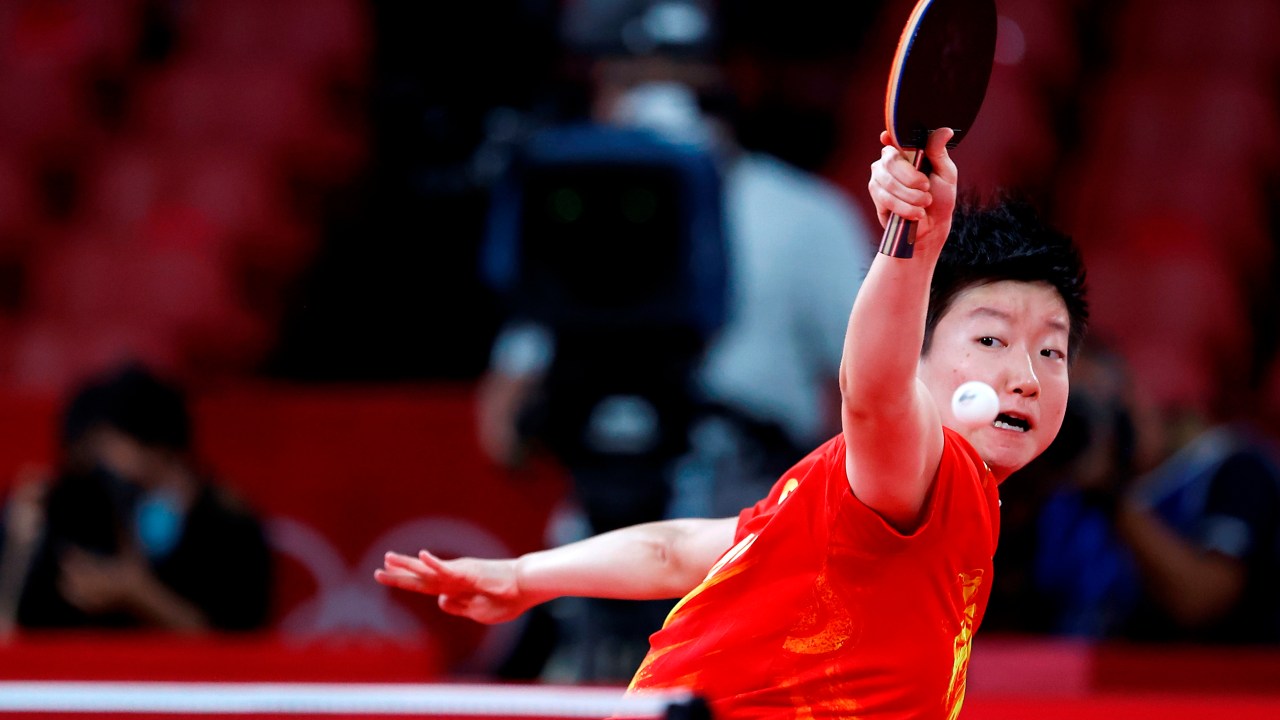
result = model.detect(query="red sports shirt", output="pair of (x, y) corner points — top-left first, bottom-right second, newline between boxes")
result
(628, 428), (1000, 719)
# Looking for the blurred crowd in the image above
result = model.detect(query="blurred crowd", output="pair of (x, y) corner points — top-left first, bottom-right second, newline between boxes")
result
(0, 0), (1275, 417)
(0, 0), (367, 392)
(0, 0), (1276, 677)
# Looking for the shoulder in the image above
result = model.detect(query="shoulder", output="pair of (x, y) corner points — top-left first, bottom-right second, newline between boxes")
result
(837, 428), (995, 545)
(761, 435), (847, 501)
(193, 482), (266, 531)
(735, 436), (846, 532)
(797, 434), (848, 480)
(937, 427), (998, 515)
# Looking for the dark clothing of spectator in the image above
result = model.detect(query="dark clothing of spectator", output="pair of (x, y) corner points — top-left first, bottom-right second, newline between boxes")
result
(11, 466), (271, 632)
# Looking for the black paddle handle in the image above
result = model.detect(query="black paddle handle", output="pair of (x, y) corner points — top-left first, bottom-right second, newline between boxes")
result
(878, 148), (933, 258)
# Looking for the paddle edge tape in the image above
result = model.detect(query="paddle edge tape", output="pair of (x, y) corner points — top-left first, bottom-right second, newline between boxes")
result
(884, 0), (937, 151)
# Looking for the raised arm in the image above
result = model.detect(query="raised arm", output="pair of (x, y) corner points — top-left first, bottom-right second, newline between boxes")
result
(375, 517), (737, 624)
(841, 130), (957, 531)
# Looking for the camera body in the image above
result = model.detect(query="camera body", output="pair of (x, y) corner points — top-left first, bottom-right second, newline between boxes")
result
(484, 122), (726, 472)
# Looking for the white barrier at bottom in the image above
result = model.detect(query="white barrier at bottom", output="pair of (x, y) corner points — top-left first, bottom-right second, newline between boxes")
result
(0, 681), (695, 717)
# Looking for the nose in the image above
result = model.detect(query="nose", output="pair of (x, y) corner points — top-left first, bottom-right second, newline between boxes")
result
(1004, 348), (1041, 398)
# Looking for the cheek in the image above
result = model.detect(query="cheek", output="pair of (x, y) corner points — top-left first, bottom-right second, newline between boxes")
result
(1039, 382), (1070, 444)
(1040, 410), (1066, 448)
(935, 347), (980, 385)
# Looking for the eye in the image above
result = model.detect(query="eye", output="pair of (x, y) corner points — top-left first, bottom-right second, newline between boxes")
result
(1041, 348), (1065, 360)
(978, 337), (1005, 348)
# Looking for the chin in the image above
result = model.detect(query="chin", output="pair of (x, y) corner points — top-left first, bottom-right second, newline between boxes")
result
(966, 429), (1040, 480)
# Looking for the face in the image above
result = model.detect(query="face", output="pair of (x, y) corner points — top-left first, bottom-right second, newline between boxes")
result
(89, 426), (161, 490)
(918, 280), (1071, 482)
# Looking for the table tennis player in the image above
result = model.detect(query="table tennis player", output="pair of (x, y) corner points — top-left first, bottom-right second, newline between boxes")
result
(377, 125), (1089, 718)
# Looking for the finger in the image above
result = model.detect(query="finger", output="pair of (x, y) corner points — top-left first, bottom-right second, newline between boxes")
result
(924, 128), (957, 184)
(438, 593), (473, 618)
(374, 568), (434, 594)
(870, 150), (932, 204)
(58, 576), (85, 607)
(438, 594), (503, 625)
(867, 181), (928, 222)
(57, 572), (99, 610)
(880, 145), (931, 191)
(59, 548), (94, 575)
(418, 551), (478, 594)
(869, 155), (931, 221)
(869, 182), (928, 222)
(879, 130), (893, 147)
(383, 551), (432, 575)
(418, 550), (462, 579)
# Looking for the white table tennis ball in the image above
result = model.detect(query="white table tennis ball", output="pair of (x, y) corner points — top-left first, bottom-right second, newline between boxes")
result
(951, 380), (999, 426)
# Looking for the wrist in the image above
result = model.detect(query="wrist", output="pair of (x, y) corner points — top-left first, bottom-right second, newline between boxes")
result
(512, 553), (550, 608)
(514, 548), (570, 604)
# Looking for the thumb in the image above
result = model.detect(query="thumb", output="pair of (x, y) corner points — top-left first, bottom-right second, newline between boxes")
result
(924, 128), (957, 183)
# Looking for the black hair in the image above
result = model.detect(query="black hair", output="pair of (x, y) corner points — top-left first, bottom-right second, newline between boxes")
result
(60, 363), (192, 452)
(923, 194), (1089, 363)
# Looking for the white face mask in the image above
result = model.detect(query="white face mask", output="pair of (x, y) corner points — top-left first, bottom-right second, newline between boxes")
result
(609, 81), (713, 147)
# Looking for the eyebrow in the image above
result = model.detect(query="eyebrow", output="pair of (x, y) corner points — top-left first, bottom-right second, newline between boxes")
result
(968, 306), (1069, 334)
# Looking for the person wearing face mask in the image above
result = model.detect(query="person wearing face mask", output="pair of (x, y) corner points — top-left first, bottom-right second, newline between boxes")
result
(0, 364), (272, 634)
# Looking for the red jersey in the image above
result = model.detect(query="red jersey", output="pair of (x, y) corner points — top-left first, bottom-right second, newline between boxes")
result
(628, 428), (1000, 719)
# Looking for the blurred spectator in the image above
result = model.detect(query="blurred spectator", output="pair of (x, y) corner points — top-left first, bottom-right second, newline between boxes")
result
(0, 363), (272, 635)
(1016, 344), (1146, 636)
(1028, 346), (1280, 643)
(476, 0), (875, 680)
(1116, 421), (1280, 643)
(480, 0), (874, 521)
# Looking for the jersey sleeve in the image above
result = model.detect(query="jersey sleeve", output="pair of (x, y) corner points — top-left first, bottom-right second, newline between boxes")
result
(734, 473), (792, 542)
(734, 435), (843, 542)
(833, 428), (994, 551)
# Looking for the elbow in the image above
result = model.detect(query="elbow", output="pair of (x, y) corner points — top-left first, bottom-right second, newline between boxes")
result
(642, 534), (690, 597)
(838, 357), (873, 404)
(648, 520), (722, 596)
(839, 367), (874, 425)
(838, 359), (855, 404)
(840, 358), (916, 411)
(841, 380), (917, 435)
(648, 536), (674, 571)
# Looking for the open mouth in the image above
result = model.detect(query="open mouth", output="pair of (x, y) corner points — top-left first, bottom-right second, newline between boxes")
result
(992, 413), (1030, 432)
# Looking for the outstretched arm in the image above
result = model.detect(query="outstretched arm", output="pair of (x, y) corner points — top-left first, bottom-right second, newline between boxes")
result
(841, 130), (957, 532)
(1116, 503), (1246, 628)
(58, 546), (210, 632)
(375, 517), (737, 624)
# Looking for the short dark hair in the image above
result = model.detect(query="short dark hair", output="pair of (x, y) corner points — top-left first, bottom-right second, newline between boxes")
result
(923, 195), (1089, 363)
(61, 363), (192, 452)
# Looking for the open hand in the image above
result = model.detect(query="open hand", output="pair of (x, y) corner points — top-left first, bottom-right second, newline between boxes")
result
(58, 547), (150, 615)
(375, 550), (529, 624)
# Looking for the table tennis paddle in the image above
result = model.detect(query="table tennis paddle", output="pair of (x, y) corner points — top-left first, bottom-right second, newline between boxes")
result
(880, 0), (997, 258)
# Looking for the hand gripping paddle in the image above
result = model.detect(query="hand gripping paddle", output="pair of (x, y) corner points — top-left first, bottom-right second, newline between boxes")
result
(880, 0), (998, 258)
